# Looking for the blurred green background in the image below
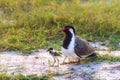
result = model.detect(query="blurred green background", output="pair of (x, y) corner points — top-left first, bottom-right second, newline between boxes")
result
(0, 0), (120, 53)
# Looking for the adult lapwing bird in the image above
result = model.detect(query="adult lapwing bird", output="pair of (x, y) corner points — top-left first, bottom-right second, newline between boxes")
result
(61, 25), (97, 64)
(47, 48), (61, 66)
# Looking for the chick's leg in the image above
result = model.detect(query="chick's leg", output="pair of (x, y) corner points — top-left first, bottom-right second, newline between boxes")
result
(62, 56), (67, 64)
(52, 57), (56, 66)
(57, 58), (59, 67)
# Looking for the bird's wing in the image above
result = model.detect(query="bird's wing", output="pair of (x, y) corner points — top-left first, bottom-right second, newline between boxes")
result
(53, 52), (61, 57)
(74, 36), (95, 57)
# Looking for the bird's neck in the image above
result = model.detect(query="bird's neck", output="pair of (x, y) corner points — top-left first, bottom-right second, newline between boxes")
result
(63, 31), (75, 49)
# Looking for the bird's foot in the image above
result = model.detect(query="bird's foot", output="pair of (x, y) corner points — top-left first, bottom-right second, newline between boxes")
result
(61, 61), (76, 64)
(76, 59), (81, 64)
(69, 61), (81, 64)
(61, 62), (69, 65)
(61, 61), (80, 65)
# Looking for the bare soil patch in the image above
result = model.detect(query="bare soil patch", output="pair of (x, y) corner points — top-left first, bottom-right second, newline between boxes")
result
(0, 49), (120, 80)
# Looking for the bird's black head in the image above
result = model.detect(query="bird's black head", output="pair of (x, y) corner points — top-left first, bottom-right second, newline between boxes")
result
(47, 48), (53, 52)
(61, 26), (76, 49)
(61, 25), (75, 34)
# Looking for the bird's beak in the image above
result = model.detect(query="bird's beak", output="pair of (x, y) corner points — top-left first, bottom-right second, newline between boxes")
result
(57, 28), (65, 32)
(61, 28), (67, 32)
(47, 49), (49, 52)
(61, 29), (65, 32)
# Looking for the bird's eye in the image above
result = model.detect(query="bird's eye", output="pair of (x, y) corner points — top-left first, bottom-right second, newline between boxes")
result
(62, 27), (68, 32)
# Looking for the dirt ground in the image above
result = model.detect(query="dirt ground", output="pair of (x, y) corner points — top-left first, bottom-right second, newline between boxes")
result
(0, 49), (120, 80)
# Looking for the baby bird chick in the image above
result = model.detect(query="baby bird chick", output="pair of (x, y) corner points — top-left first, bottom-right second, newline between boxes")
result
(47, 48), (61, 66)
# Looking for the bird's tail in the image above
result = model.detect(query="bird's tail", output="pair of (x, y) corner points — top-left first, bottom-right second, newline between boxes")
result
(87, 52), (97, 58)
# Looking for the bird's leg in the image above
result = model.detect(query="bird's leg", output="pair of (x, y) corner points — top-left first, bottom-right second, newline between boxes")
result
(62, 56), (67, 64)
(52, 57), (56, 66)
(57, 58), (59, 67)
(61, 56), (72, 64)
(68, 59), (75, 64)
(68, 58), (73, 64)
(77, 58), (81, 64)
(48, 60), (51, 66)
(68, 58), (71, 62)
(68, 58), (81, 64)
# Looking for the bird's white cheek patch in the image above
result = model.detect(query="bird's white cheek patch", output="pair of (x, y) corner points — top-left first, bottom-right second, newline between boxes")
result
(61, 28), (80, 60)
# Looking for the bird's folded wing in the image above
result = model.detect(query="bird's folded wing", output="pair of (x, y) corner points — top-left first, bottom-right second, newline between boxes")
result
(74, 36), (95, 57)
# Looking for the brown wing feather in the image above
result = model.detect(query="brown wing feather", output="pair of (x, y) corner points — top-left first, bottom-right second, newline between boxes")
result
(74, 36), (95, 57)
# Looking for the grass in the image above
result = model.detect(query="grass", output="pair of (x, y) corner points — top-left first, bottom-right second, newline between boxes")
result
(0, 73), (49, 80)
(96, 54), (120, 62)
(80, 54), (120, 64)
(0, 0), (120, 53)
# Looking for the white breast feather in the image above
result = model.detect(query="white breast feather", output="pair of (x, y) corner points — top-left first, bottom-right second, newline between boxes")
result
(61, 29), (79, 59)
